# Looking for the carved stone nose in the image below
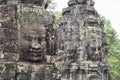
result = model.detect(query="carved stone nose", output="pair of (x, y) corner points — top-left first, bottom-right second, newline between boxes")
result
(31, 38), (41, 49)
(31, 42), (41, 49)
(95, 50), (99, 55)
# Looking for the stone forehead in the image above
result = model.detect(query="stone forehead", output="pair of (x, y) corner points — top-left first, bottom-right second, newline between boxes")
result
(21, 26), (46, 34)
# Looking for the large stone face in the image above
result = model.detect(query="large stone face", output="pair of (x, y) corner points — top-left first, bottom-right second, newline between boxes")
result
(0, 0), (56, 80)
(17, 4), (46, 62)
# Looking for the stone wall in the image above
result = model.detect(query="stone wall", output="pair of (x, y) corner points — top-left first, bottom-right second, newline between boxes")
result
(0, 0), (56, 80)
(57, 0), (113, 80)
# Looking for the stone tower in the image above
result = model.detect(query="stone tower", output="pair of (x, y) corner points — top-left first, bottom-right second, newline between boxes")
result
(57, 0), (113, 80)
(0, 0), (57, 80)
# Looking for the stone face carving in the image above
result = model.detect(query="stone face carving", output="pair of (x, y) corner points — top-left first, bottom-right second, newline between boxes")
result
(57, 0), (113, 80)
(18, 4), (46, 62)
(19, 19), (46, 61)
(0, 0), (113, 80)
(0, 0), (56, 80)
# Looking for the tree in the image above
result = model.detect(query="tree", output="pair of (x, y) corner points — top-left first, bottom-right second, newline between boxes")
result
(101, 16), (120, 80)
(55, 11), (62, 21)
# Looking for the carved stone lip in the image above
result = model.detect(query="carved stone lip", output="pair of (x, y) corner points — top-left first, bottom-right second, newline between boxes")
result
(28, 56), (44, 61)
(30, 49), (42, 53)
(29, 49), (43, 56)
(30, 52), (43, 56)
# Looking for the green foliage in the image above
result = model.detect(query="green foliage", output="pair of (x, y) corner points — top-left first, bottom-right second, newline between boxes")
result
(101, 16), (120, 80)
(100, 16), (111, 27)
(54, 11), (62, 28)
(55, 11), (62, 21)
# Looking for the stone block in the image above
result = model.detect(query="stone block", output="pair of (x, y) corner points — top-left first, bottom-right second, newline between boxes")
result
(2, 52), (18, 61)
(17, 62), (54, 80)
(0, 62), (17, 80)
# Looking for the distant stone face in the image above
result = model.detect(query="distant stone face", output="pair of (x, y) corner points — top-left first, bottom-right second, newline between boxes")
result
(56, 0), (113, 80)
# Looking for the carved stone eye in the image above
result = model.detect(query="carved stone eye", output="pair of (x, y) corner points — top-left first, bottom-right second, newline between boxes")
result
(41, 35), (45, 40)
(23, 36), (32, 41)
(38, 35), (44, 42)
(42, 35), (45, 38)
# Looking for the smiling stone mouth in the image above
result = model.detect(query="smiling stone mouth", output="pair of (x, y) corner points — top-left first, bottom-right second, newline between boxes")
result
(31, 53), (42, 56)
(29, 51), (43, 56)
(30, 49), (42, 52)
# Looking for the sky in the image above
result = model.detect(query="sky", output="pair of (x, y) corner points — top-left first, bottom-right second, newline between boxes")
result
(52, 0), (120, 39)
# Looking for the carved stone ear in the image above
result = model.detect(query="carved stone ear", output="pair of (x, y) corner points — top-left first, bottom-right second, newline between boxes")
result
(0, 20), (18, 53)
